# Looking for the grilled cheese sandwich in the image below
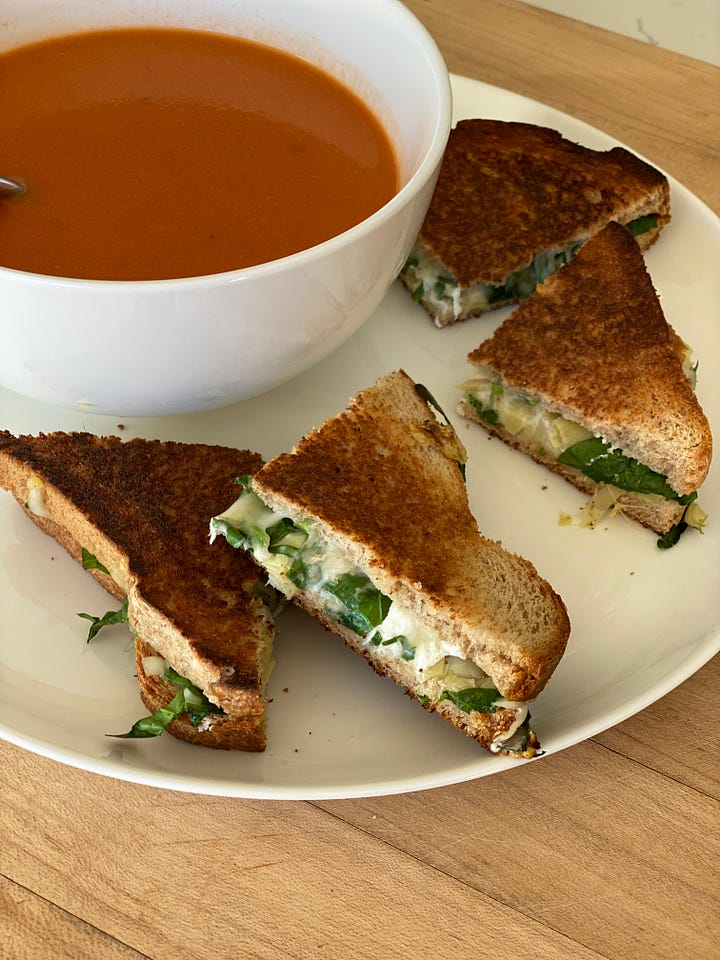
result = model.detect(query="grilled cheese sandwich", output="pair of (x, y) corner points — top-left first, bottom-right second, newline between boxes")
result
(400, 119), (670, 326)
(457, 222), (712, 544)
(213, 370), (571, 757)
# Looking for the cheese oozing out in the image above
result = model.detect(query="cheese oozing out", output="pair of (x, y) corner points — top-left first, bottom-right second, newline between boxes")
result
(459, 374), (594, 458)
(211, 488), (531, 751)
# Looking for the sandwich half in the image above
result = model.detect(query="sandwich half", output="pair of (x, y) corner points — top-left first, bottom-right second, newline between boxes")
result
(457, 221), (712, 545)
(400, 119), (671, 326)
(0, 431), (275, 749)
(211, 370), (570, 758)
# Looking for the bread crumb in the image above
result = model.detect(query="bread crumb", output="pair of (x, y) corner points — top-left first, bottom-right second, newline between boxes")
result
(117, 423), (125, 431)
(541, 484), (547, 491)
(282, 687), (289, 693)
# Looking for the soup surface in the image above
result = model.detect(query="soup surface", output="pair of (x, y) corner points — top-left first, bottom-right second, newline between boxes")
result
(0, 28), (399, 280)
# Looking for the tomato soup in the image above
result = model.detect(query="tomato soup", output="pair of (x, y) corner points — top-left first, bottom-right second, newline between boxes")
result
(0, 28), (399, 280)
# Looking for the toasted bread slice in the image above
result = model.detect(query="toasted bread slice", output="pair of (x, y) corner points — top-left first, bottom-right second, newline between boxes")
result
(400, 119), (671, 326)
(457, 222), (712, 537)
(213, 371), (570, 757)
(0, 432), (273, 750)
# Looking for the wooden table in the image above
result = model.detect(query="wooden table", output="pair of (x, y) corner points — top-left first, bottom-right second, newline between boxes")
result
(3, 3), (719, 957)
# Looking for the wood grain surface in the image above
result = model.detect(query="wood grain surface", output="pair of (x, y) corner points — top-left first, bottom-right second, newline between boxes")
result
(2, 3), (718, 958)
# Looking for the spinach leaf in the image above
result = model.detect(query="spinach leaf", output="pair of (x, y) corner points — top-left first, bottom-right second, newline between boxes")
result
(487, 281), (513, 305)
(657, 520), (687, 550)
(325, 572), (391, 637)
(112, 689), (188, 739)
(558, 437), (694, 503)
(78, 596), (129, 642)
(489, 242), (585, 304)
(433, 275), (455, 299)
(438, 686), (501, 714)
(627, 215), (657, 237)
(81, 547), (111, 577)
(467, 392), (499, 426)
(397, 636), (416, 661)
(111, 669), (223, 739)
(655, 499), (702, 548)
(414, 383), (451, 424)
(218, 522), (246, 549)
(378, 635), (415, 661)
(414, 382), (467, 480)
(163, 667), (225, 724)
(500, 715), (533, 755)
(267, 517), (307, 555)
(287, 555), (310, 589)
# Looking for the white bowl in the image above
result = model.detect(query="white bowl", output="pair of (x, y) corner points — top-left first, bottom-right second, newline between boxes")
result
(0, 0), (451, 416)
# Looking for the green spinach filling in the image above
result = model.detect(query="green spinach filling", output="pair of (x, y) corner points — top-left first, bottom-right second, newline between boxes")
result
(77, 549), (129, 641)
(439, 686), (502, 713)
(463, 373), (703, 549)
(557, 437), (701, 548)
(466, 391), (500, 427)
(486, 241), (584, 305)
(626, 214), (658, 236)
(557, 437), (697, 505)
(80, 546), (111, 577)
(78, 597), (129, 642)
(213, 484), (531, 734)
(324, 572), (392, 637)
(402, 216), (658, 314)
(439, 688), (533, 754)
(112, 667), (225, 740)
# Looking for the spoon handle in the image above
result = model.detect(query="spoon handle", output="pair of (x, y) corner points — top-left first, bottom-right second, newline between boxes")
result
(0, 175), (27, 196)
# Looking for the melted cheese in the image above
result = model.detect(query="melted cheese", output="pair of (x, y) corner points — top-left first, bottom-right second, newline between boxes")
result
(461, 375), (593, 456)
(211, 490), (530, 746)
(25, 476), (51, 518)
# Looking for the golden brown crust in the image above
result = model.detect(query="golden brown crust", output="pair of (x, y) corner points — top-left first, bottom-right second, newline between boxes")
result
(0, 432), (271, 747)
(466, 222), (712, 497)
(134, 638), (266, 751)
(418, 119), (670, 287)
(254, 370), (570, 703)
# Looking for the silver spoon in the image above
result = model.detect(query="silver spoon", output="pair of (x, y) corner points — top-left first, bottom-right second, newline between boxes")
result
(0, 175), (27, 197)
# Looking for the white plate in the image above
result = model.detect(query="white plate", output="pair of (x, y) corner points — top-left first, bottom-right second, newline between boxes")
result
(1, 75), (719, 799)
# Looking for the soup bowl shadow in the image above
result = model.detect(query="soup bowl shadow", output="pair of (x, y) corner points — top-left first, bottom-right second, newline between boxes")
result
(0, 0), (452, 416)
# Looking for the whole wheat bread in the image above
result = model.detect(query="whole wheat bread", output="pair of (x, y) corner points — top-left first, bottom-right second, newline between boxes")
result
(0, 431), (272, 750)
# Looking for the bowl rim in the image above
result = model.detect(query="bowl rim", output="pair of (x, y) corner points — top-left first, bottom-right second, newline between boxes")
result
(0, 1), (453, 290)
